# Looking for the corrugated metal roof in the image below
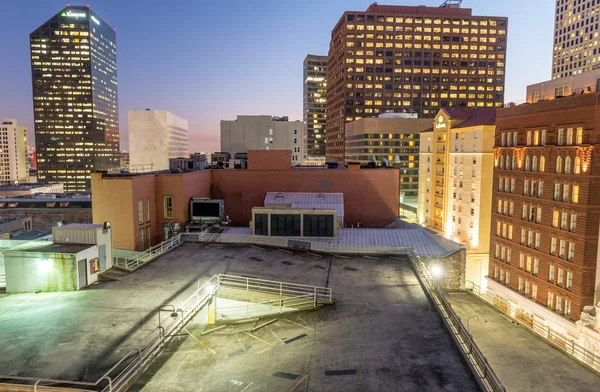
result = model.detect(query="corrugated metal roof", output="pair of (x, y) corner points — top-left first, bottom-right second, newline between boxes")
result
(222, 227), (463, 258)
(264, 192), (344, 217)
(59, 224), (103, 229)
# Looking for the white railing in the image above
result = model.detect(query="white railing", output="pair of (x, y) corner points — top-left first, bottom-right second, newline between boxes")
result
(218, 274), (332, 305)
(408, 251), (506, 392)
(0, 274), (220, 392)
(0, 273), (334, 391)
(113, 234), (183, 271)
(468, 281), (600, 373)
(218, 294), (317, 320)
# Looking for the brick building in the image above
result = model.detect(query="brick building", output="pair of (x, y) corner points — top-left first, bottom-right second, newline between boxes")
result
(326, 2), (507, 162)
(489, 92), (600, 326)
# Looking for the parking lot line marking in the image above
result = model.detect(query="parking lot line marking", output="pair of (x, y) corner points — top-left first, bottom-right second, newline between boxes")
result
(183, 327), (216, 354)
(241, 330), (273, 346)
(240, 382), (253, 392)
(289, 375), (309, 392)
(284, 318), (315, 332)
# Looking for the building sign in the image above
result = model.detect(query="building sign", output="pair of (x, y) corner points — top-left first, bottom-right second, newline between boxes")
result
(89, 258), (100, 274)
(435, 115), (447, 129)
(61, 10), (87, 19)
(90, 15), (100, 25)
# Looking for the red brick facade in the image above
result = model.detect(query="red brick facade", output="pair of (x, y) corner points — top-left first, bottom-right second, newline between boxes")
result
(490, 93), (600, 321)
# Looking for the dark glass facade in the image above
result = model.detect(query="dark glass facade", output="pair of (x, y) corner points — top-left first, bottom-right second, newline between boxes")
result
(30, 6), (119, 193)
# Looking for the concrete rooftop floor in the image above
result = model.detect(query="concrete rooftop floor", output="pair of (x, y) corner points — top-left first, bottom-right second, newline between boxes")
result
(0, 244), (478, 391)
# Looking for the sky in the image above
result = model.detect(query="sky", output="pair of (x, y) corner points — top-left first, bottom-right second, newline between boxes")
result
(0, 0), (554, 153)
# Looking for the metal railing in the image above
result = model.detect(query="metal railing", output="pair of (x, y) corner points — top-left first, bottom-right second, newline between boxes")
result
(504, 85), (598, 108)
(467, 281), (600, 373)
(219, 274), (332, 305)
(218, 294), (317, 320)
(113, 234), (183, 271)
(408, 250), (506, 392)
(0, 273), (333, 391)
(0, 275), (220, 392)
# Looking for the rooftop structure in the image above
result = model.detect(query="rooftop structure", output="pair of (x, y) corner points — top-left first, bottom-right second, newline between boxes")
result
(92, 150), (399, 251)
(264, 192), (344, 218)
(0, 182), (64, 198)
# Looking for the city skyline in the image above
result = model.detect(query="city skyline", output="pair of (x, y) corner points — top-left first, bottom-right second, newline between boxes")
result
(0, 0), (553, 153)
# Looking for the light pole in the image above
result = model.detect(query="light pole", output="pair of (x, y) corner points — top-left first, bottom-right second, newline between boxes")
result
(467, 315), (479, 333)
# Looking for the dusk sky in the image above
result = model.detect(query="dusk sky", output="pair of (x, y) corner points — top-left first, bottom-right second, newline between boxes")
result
(0, 0), (553, 153)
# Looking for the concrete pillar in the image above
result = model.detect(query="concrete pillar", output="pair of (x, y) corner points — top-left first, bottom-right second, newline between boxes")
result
(208, 297), (216, 325)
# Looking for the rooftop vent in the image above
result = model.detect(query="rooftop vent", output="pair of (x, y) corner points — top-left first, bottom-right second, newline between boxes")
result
(275, 192), (284, 200)
(318, 193), (325, 200)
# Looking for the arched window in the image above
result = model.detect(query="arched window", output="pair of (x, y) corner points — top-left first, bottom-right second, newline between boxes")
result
(525, 156), (531, 171)
(574, 156), (581, 174)
(540, 156), (545, 172)
(506, 155), (512, 170)
(532, 156), (538, 172)
(556, 156), (563, 174)
(565, 156), (572, 175)
(500, 155), (505, 169)
(512, 156), (517, 171)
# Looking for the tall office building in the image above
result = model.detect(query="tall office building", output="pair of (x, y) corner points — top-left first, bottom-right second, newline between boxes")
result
(0, 119), (29, 184)
(30, 5), (119, 193)
(326, 2), (508, 162)
(303, 55), (328, 165)
(128, 110), (189, 171)
(552, 0), (600, 79)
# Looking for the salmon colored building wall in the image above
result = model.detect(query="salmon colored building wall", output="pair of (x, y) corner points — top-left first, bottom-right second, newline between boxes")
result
(248, 150), (291, 170)
(154, 170), (212, 234)
(211, 169), (399, 228)
(92, 170), (212, 251)
(91, 172), (136, 250)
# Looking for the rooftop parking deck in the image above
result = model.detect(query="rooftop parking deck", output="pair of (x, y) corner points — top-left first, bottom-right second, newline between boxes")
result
(0, 244), (478, 391)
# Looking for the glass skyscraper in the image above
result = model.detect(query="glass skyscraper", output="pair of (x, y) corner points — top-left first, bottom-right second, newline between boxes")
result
(30, 5), (119, 193)
(303, 55), (327, 165)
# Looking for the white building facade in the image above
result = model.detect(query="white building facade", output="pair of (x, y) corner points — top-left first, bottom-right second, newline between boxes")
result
(128, 110), (189, 171)
(220, 115), (304, 165)
(418, 108), (496, 290)
(553, 0), (600, 79)
(0, 119), (28, 184)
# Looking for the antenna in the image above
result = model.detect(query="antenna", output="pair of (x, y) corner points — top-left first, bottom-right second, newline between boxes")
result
(440, 0), (463, 7)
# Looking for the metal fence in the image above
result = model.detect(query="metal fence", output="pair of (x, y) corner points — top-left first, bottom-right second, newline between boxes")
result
(113, 234), (183, 271)
(408, 251), (506, 392)
(0, 275), (220, 392)
(219, 274), (332, 305)
(467, 281), (600, 373)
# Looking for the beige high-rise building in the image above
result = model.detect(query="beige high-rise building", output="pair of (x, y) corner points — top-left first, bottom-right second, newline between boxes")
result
(220, 115), (304, 165)
(553, 0), (600, 79)
(418, 108), (496, 288)
(0, 119), (28, 184)
(128, 110), (189, 172)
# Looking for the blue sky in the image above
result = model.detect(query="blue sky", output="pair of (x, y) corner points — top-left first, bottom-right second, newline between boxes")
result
(0, 0), (554, 152)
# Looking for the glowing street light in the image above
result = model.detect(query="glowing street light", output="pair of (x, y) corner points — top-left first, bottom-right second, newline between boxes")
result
(430, 265), (444, 278)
